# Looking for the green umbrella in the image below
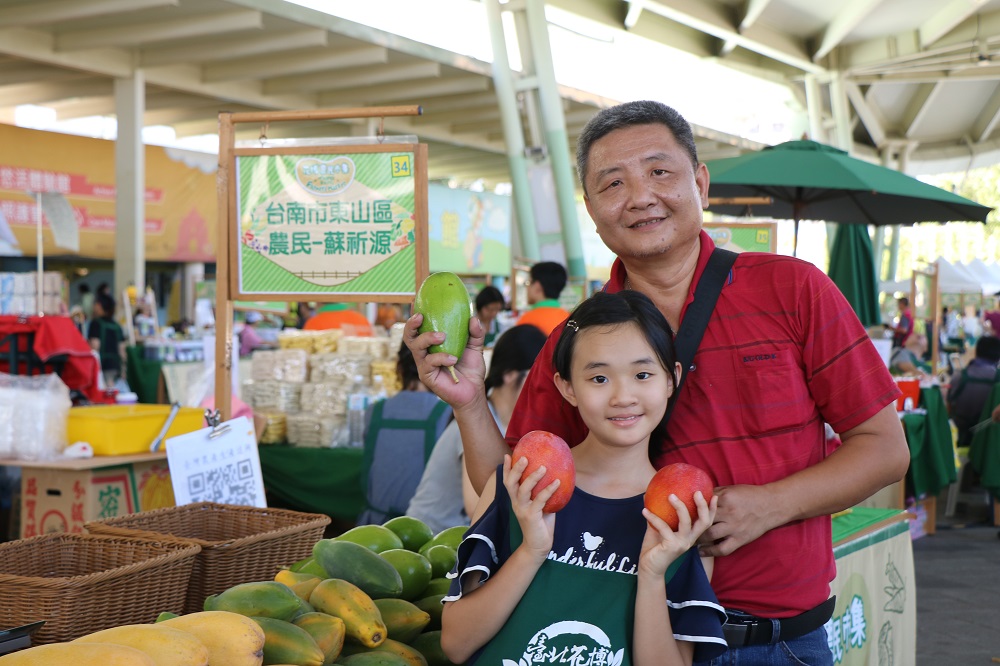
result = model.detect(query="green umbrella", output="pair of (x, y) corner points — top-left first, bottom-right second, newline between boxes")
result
(706, 140), (992, 255)
(827, 224), (880, 327)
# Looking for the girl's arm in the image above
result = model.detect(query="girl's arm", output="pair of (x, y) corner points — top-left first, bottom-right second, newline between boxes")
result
(440, 456), (561, 664)
(633, 493), (716, 666)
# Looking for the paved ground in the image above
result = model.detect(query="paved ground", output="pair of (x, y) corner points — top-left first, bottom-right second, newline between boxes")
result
(913, 499), (999, 665)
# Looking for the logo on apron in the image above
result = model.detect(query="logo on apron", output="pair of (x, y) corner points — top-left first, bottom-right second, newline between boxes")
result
(501, 620), (625, 666)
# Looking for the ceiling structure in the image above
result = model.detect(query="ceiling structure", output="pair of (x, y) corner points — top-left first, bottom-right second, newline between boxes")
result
(556, 0), (1000, 175)
(2, 0), (1000, 192)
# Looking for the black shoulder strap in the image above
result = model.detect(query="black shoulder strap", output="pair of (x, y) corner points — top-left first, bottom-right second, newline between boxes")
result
(663, 247), (738, 423)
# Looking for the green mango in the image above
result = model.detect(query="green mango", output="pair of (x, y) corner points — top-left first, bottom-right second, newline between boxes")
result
(414, 272), (472, 383)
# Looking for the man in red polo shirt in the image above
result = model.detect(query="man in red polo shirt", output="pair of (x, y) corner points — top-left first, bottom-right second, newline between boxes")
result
(404, 101), (909, 665)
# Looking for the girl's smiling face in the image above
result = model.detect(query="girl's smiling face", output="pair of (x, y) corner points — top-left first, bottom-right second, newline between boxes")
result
(555, 322), (676, 450)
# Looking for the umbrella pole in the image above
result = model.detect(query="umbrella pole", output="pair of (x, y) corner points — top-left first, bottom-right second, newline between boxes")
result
(793, 219), (800, 257)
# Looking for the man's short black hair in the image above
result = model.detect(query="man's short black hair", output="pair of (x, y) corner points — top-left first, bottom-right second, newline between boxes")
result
(975, 336), (1000, 364)
(96, 293), (116, 317)
(529, 262), (568, 300)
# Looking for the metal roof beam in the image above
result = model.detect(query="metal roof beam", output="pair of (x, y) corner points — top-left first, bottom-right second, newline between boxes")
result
(0, 0), (177, 27)
(972, 85), (1000, 142)
(920, 0), (990, 48)
(263, 61), (441, 95)
(624, 0), (825, 73)
(902, 81), (943, 138)
(140, 29), (329, 67)
(411, 104), (502, 125)
(0, 62), (77, 86)
(0, 78), (112, 106)
(144, 63), (317, 111)
(321, 75), (490, 106)
(813, 0), (883, 61)
(0, 27), (133, 77)
(844, 79), (888, 147)
(54, 10), (263, 51)
(202, 45), (388, 83)
(720, 0), (775, 56)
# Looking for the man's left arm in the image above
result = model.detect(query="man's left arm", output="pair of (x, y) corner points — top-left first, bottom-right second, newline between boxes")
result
(700, 404), (908, 557)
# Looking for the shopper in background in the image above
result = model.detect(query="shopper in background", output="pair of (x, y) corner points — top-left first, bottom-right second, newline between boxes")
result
(516, 261), (571, 336)
(475, 285), (506, 348)
(948, 336), (1000, 448)
(889, 296), (914, 349)
(406, 324), (547, 534)
(78, 283), (94, 321)
(358, 343), (453, 525)
(890, 333), (931, 378)
(239, 311), (272, 357)
(88, 292), (126, 388)
(375, 304), (404, 332)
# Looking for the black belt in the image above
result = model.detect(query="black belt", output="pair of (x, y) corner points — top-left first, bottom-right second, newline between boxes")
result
(722, 597), (836, 647)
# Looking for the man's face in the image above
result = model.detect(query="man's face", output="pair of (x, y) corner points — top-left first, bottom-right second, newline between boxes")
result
(583, 123), (709, 261)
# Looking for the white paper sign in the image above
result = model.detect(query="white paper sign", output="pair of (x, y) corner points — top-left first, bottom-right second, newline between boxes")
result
(165, 415), (266, 507)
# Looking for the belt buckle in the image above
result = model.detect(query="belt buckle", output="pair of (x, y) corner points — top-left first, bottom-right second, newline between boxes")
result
(723, 613), (762, 647)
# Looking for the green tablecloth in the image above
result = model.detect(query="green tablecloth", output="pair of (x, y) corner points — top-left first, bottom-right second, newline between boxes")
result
(259, 446), (365, 523)
(901, 386), (957, 498)
(126, 345), (162, 404)
(970, 382), (1000, 498)
(832, 506), (906, 546)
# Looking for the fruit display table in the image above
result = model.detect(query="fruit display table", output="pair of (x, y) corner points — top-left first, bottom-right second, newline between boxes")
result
(829, 507), (914, 666)
(258, 446), (364, 524)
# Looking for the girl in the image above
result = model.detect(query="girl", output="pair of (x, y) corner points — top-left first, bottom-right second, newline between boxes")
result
(440, 290), (727, 666)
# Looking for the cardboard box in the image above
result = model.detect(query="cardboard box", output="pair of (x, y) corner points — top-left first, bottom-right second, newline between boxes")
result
(16, 452), (175, 538)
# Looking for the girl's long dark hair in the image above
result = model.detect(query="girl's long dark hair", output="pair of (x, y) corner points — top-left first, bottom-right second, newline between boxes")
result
(553, 290), (678, 460)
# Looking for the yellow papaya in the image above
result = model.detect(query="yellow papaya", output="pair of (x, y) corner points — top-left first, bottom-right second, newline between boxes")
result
(308, 579), (387, 649)
(312, 540), (402, 600)
(71, 624), (209, 666)
(275, 570), (324, 601)
(204, 581), (302, 621)
(292, 612), (346, 665)
(251, 616), (324, 666)
(0, 642), (156, 666)
(371, 599), (430, 644)
(160, 610), (265, 666)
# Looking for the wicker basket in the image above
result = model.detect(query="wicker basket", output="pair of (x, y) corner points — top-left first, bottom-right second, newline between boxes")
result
(0, 532), (201, 645)
(85, 502), (330, 613)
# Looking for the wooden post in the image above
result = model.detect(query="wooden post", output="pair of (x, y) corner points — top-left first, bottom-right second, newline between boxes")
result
(215, 112), (234, 421)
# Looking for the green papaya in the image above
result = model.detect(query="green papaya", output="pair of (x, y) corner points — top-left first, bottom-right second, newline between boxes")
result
(154, 611), (179, 622)
(418, 527), (466, 556)
(412, 594), (444, 631)
(422, 546), (457, 579)
(372, 598), (430, 643)
(408, 631), (454, 666)
(421, 578), (451, 598)
(336, 652), (410, 665)
(414, 272), (472, 383)
(204, 581), (303, 621)
(381, 516), (434, 552)
(291, 557), (332, 578)
(251, 615), (325, 666)
(338, 639), (426, 666)
(335, 525), (404, 553)
(314, 539), (403, 599)
(378, 549), (432, 601)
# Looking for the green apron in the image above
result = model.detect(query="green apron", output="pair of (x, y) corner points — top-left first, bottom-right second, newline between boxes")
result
(472, 497), (683, 666)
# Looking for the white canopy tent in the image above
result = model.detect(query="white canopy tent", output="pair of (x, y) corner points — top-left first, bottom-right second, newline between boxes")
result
(961, 259), (1000, 296)
(935, 258), (983, 295)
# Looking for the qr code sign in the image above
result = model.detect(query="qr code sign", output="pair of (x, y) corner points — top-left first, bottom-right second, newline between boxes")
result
(166, 416), (267, 508)
(187, 458), (258, 505)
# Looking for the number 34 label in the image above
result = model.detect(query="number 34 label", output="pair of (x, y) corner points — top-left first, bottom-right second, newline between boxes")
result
(391, 155), (412, 178)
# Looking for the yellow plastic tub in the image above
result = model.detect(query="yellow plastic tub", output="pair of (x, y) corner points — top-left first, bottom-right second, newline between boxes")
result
(67, 405), (206, 456)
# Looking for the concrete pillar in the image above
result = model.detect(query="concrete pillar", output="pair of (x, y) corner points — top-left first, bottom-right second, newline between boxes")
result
(484, 0), (539, 262)
(114, 72), (146, 305)
(522, 0), (585, 280)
